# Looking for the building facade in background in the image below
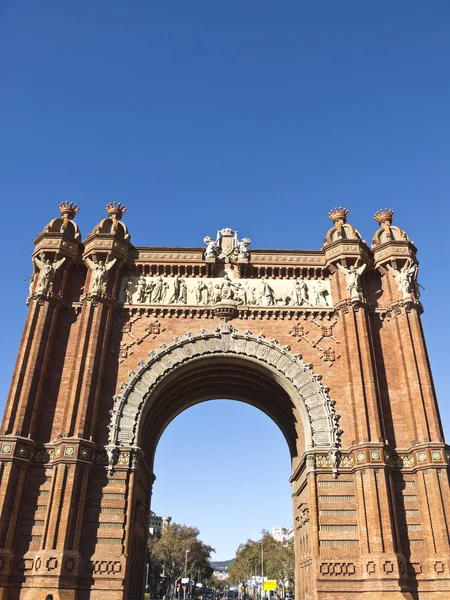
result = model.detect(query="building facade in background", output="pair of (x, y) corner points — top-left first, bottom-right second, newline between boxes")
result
(0, 203), (449, 600)
(149, 513), (171, 536)
(271, 527), (294, 544)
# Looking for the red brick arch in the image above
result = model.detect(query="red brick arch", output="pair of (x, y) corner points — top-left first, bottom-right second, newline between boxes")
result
(108, 324), (342, 465)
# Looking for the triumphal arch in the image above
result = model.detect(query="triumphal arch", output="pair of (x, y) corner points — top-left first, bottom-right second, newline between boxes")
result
(0, 202), (449, 600)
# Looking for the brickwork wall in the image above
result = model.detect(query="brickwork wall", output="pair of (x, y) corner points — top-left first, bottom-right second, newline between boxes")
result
(0, 208), (449, 600)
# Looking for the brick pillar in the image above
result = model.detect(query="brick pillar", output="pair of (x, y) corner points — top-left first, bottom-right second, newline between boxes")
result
(396, 305), (444, 445)
(31, 206), (132, 597)
(1, 218), (81, 438)
(0, 205), (82, 600)
(336, 299), (383, 444)
(60, 206), (131, 440)
(332, 265), (409, 593)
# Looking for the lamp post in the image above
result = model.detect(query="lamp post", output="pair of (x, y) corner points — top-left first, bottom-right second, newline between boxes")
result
(184, 550), (190, 600)
(261, 539), (264, 600)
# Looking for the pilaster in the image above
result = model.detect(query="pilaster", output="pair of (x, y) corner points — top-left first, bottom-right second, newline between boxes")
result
(1, 203), (82, 439)
(60, 204), (132, 439)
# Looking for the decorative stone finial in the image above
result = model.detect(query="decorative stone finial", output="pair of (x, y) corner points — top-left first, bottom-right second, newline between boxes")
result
(59, 202), (79, 220)
(106, 202), (127, 232)
(371, 208), (410, 249)
(374, 208), (395, 226)
(106, 202), (127, 220)
(328, 207), (349, 224)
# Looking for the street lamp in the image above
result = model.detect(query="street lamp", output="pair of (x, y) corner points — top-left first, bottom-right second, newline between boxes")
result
(184, 550), (190, 600)
(261, 539), (264, 600)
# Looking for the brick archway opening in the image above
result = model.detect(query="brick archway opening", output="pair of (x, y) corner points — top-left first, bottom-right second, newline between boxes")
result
(107, 326), (341, 600)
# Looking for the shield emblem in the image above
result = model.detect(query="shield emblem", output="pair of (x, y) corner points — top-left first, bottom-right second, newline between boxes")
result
(220, 231), (236, 257)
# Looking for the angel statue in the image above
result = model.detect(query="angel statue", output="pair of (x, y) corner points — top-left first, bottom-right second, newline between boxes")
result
(85, 257), (117, 295)
(33, 254), (66, 295)
(387, 259), (418, 300)
(337, 262), (366, 300)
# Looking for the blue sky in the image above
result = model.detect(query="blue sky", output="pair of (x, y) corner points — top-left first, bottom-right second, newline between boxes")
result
(1, 2), (449, 560)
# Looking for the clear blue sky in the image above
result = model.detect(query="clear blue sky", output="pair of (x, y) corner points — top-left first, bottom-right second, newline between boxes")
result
(1, 1), (449, 560)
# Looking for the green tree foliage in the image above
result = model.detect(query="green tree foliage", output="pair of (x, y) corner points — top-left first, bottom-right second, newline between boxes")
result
(151, 523), (215, 594)
(228, 532), (294, 594)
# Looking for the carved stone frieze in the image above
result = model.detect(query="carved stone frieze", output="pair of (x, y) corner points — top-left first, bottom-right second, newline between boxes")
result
(119, 275), (333, 308)
(109, 325), (342, 450)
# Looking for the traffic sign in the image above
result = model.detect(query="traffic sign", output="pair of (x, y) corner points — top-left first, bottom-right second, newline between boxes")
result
(264, 580), (277, 591)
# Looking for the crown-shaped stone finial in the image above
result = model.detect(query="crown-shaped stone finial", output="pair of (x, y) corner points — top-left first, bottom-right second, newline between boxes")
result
(59, 202), (79, 220)
(374, 208), (394, 226)
(106, 202), (127, 233)
(106, 202), (126, 220)
(328, 207), (349, 223)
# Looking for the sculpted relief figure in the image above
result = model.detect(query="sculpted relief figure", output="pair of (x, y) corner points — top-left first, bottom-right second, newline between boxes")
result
(213, 284), (222, 303)
(152, 276), (168, 303)
(337, 262), (366, 300)
(249, 287), (258, 306)
(314, 280), (330, 307)
(235, 282), (248, 305)
(179, 278), (187, 304)
(195, 279), (208, 304)
(220, 273), (235, 300)
(387, 259), (419, 300)
(168, 276), (187, 304)
(135, 276), (146, 303)
(292, 278), (309, 306)
(260, 278), (275, 306)
(124, 280), (134, 304)
(85, 257), (116, 295)
(145, 279), (155, 302)
(206, 281), (213, 303)
(33, 254), (66, 295)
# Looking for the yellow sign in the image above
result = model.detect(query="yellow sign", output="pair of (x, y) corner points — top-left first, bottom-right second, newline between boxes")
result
(264, 581), (277, 591)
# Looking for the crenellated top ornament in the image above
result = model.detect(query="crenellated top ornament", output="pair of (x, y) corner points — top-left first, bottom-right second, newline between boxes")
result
(372, 208), (409, 248)
(374, 208), (395, 226)
(323, 207), (363, 246)
(91, 203), (130, 239)
(42, 202), (81, 240)
(328, 207), (349, 224)
(59, 201), (79, 220)
(106, 202), (126, 221)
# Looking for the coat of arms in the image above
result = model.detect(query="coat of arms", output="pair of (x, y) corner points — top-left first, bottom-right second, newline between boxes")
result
(203, 228), (250, 262)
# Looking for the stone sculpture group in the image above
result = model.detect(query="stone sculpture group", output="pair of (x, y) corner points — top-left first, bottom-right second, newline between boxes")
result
(121, 274), (332, 307)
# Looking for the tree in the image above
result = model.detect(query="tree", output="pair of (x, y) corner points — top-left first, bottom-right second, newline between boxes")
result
(228, 532), (294, 595)
(151, 523), (215, 595)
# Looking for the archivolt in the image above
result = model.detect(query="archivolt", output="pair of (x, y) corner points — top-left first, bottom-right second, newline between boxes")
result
(108, 325), (342, 452)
